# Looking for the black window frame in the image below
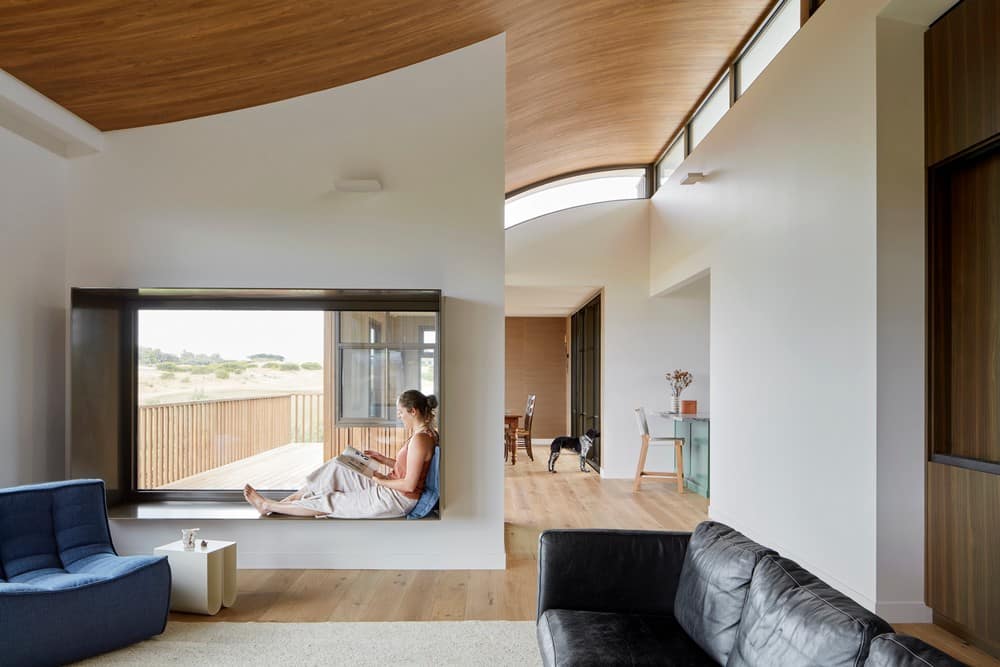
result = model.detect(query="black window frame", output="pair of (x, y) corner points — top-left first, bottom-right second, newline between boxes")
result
(69, 288), (441, 503)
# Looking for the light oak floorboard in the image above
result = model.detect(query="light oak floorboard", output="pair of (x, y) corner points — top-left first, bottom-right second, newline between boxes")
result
(896, 624), (1000, 667)
(168, 456), (988, 665)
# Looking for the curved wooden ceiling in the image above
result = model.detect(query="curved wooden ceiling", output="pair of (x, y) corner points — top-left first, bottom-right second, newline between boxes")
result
(0, 1), (773, 192)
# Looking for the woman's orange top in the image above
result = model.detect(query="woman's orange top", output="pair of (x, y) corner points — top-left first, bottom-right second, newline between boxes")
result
(389, 429), (438, 500)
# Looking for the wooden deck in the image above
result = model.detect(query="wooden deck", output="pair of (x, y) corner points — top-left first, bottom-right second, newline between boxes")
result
(159, 442), (323, 490)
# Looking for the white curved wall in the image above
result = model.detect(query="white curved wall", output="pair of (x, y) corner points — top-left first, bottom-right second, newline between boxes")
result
(65, 36), (507, 568)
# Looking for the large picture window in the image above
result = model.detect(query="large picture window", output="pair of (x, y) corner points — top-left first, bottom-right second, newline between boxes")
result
(68, 288), (441, 502)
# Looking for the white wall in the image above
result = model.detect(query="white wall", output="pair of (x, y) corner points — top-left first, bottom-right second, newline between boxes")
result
(506, 200), (710, 478)
(874, 14), (931, 624)
(651, 0), (882, 608)
(0, 126), (68, 487)
(65, 37), (507, 569)
(648, 0), (940, 620)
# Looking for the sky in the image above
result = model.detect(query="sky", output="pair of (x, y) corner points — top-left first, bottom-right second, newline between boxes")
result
(138, 310), (324, 363)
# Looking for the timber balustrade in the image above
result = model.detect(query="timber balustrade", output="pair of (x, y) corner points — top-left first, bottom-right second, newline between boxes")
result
(325, 425), (412, 465)
(138, 392), (322, 488)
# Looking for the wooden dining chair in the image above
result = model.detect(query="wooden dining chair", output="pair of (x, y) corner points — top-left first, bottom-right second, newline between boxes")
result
(632, 407), (685, 493)
(504, 422), (510, 462)
(515, 394), (536, 461)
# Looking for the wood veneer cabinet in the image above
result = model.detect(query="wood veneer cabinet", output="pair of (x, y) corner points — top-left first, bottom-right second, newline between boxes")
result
(926, 464), (1000, 657)
(925, 0), (1000, 657)
(925, 0), (1000, 167)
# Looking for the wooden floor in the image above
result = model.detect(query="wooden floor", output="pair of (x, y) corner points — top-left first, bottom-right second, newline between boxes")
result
(160, 442), (322, 490)
(170, 453), (999, 666)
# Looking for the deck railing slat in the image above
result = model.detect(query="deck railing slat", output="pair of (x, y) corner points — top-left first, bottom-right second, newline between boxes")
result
(137, 392), (323, 488)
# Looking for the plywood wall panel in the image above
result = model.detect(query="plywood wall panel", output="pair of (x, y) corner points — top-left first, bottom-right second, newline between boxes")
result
(925, 0), (1000, 165)
(946, 147), (1000, 463)
(926, 462), (1000, 657)
(0, 0), (772, 191)
(505, 317), (568, 439)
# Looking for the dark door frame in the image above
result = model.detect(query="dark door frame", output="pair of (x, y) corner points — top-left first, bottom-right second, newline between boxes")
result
(570, 292), (601, 471)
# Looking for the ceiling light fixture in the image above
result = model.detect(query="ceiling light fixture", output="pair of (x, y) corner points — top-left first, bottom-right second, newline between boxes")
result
(680, 172), (705, 185)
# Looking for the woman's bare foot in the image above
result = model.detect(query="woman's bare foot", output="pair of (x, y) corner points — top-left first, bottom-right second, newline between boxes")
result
(243, 484), (272, 516)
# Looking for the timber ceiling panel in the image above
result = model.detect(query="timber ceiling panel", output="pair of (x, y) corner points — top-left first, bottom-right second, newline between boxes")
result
(0, 0), (772, 192)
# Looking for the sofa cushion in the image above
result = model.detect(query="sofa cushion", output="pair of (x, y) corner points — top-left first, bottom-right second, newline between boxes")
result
(0, 582), (40, 594)
(52, 481), (115, 566)
(674, 521), (777, 664)
(68, 552), (165, 579)
(538, 609), (717, 667)
(0, 487), (61, 578)
(1, 554), (171, 666)
(727, 556), (893, 667)
(8, 568), (106, 590)
(865, 634), (967, 667)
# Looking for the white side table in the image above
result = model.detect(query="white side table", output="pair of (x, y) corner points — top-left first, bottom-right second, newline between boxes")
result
(154, 539), (237, 615)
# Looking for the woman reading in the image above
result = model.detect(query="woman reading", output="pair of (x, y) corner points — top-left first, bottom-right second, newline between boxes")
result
(243, 390), (438, 518)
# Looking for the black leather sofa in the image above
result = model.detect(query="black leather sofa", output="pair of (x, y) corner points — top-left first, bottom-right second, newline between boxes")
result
(537, 522), (966, 666)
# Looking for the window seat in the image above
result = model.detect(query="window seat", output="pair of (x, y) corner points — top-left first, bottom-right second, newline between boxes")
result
(108, 501), (439, 521)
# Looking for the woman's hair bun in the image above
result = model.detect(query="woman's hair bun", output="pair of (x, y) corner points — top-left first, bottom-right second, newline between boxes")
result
(426, 395), (439, 410)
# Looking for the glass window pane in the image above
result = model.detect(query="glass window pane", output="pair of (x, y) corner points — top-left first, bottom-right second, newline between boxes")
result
(505, 168), (647, 229)
(656, 133), (686, 189)
(389, 349), (435, 410)
(387, 312), (437, 344)
(690, 74), (730, 151)
(341, 348), (387, 419)
(339, 311), (386, 344)
(420, 356), (435, 395)
(737, 0), (798, 96)
(136, 309), (324, 491)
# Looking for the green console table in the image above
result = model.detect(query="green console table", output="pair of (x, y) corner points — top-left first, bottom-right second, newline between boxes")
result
(658, 412), (710, 498)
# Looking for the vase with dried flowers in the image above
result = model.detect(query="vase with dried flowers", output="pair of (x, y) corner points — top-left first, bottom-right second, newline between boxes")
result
(665, 370), (693, 413)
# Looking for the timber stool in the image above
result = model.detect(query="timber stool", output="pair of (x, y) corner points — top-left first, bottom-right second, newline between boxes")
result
(632, 407), (685, 493)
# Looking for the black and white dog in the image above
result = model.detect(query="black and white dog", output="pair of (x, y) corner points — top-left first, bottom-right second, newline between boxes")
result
(548, 429), (599, 473)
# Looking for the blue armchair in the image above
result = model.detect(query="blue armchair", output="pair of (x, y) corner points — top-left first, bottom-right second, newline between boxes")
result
(0, 479), (171, 666)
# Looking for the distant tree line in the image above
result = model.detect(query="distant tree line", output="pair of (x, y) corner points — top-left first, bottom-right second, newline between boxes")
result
(139, 347), (224, 366)
(139, 347), (320, 378)
(249, 353), (285, 362)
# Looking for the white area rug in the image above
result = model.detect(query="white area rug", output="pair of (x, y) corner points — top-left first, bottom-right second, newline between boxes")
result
(80, 621), (541, 666)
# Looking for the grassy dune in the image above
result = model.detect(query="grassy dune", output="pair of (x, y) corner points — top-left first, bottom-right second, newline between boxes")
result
(138, 364), (322, 406)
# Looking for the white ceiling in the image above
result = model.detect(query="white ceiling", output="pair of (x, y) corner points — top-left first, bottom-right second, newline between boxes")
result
(504, 285), (599, 317)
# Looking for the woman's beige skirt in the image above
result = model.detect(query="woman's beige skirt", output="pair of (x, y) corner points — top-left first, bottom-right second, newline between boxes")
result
(293, 459), (417, 519)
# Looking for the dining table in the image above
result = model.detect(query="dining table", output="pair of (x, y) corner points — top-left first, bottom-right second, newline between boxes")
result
(504, 413), (521, 464)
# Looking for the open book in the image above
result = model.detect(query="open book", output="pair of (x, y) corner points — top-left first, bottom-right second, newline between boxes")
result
(334, 446), (380, 478)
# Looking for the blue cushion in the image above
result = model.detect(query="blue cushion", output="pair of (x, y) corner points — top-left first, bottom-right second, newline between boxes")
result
(52, 481), (116, 566)
(9, 568), (106, 590)
(69, 552), (165, 579)
(0, 486), (61, 578)
(407, 445), (441, 519)
(0, 582), (40, 594)
(1, 556), (171, 666)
